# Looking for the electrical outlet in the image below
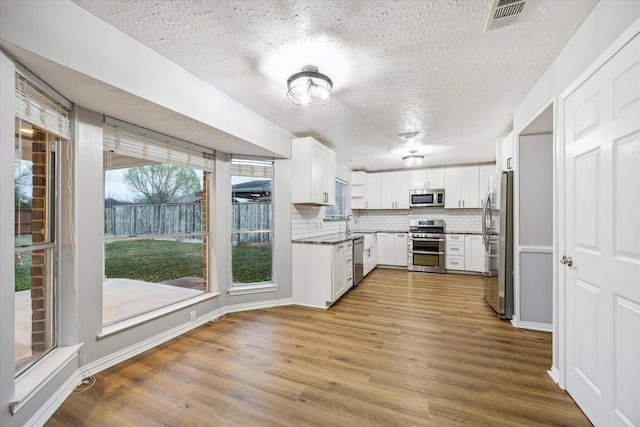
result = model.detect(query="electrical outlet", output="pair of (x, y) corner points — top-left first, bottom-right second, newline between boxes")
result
(189, 311), (196, 322)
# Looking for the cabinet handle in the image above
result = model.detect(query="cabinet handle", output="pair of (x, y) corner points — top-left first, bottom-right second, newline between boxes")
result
(458, 200), (461, 207)
(462, 200), (465, 207)
(365, 201), (368, 208)
(374, 235), (377, 241)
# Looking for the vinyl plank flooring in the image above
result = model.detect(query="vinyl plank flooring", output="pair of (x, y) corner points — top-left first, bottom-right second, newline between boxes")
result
(46, 269), (591, 426)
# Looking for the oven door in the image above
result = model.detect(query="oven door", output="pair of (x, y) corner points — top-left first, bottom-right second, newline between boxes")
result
(408, 238), (445, 273)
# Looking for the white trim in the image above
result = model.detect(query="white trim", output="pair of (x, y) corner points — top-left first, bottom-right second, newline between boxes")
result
(24, 368), (82, 427)
(227, 283), (278, 296)
(511, 319), (553, 332)
(86, 296), (292, 376)
(547, 366), (562, 388)
(98, 293), (220, 339)
(518, 245), (553, 254)
(87, 308), (223, 376)
(11, 344), (82, 415)
(223, 297), (293, 314)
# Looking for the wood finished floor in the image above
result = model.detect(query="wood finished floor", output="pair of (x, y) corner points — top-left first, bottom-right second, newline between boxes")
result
(47, 269), (591, 426)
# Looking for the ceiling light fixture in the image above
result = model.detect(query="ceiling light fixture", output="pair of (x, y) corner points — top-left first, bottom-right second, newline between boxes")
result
(287, 65), (333, 107)
(398, 131), (420, 140)
(402, 150), (424, 167)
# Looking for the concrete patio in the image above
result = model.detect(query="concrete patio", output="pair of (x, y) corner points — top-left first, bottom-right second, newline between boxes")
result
(15, 278), (202, 368)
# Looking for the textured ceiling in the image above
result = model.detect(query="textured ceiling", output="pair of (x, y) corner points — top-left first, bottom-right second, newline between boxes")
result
(71, 0), (598, 172)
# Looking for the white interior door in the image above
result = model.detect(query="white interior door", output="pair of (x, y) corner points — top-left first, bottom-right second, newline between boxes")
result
(563, 33), (640, 426)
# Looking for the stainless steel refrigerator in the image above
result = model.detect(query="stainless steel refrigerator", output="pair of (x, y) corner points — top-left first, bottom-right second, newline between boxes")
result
(481, 170), (513, 320)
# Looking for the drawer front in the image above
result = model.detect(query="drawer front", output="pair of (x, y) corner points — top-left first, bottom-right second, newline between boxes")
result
(446, 234), (464, 242)
(446, 255), (465, 270)
(446, 242), (465, 255)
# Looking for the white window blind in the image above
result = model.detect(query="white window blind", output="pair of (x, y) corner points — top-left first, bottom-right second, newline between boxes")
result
(231, 157), (274, 177)
(103, 124), (214, 172)
(15, 74), (71, 139)
(325, 179), (348, 219)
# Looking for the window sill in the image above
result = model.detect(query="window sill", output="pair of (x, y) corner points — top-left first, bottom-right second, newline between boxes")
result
(98, 292), (220, 339)
(227, 283), (278, 296)
(11, 344), (83, 415)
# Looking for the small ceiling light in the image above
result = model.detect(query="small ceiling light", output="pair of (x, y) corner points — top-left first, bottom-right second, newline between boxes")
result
(398, 131), (420, 140)
(287, 65), (333, 107)
(402, 150), (424, 167)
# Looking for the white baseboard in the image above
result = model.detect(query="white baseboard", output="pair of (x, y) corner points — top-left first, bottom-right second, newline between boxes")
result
(223, 297), (293, 314)
(512, 319), (553, 332)
(84, 308), (223, 376)
(26, 370), (82, 427)
(83, 297), (292, 376)
(548, 366), (562, 387)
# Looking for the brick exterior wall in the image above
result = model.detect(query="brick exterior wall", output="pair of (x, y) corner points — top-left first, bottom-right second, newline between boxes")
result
(30, 130), (49, 353)
(202, 171), (209, 292)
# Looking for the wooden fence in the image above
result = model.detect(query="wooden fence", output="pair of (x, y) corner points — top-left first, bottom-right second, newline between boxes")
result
(105, 202), (272, 244)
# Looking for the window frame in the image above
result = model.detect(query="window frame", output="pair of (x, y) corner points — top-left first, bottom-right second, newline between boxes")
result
(325, 178), (349, 220)
(230, 157), (274, 288)
(102, 123), (213, 326)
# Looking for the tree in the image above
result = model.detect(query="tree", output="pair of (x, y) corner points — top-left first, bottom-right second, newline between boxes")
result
(14, 163), (32, 208)
(124, 164), (201, 204)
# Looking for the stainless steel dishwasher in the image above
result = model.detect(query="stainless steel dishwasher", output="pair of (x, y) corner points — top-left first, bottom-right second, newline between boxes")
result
(352, 236), (364, 287)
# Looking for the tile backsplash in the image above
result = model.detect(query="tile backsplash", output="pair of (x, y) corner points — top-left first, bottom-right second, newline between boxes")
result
(292, 205), (483, 239)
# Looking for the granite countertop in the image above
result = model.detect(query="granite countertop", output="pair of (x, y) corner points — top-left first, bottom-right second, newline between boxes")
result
(292, 233), (365, 245)
(446, 231), (482, 235)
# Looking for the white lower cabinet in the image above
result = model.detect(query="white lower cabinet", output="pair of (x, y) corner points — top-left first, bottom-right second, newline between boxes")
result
(376, 232), (408, 267)
(445, 234), (487, 272)
(363, 234), (377, 276)
(445, 235), (465, 271)
(292, 242), (353, 309)
(464, 235), (486, 273)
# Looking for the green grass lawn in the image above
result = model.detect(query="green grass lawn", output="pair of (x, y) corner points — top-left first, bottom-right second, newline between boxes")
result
(105, 239), (204, 282)
(232, 244), (272, 284)
(16, 238), (272, 290)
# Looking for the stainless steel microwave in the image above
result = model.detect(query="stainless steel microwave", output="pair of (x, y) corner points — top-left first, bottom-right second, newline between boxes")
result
(409, 189), (445, 208)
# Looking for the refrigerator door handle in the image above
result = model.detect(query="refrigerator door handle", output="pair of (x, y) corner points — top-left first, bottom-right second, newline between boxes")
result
(481, 191), (491, 251)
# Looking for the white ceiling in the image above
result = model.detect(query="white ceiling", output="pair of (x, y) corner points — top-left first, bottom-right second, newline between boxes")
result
(71, 0), (598, 172)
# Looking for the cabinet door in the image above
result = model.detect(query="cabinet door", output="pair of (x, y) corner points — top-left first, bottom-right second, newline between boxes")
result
(366, 173), (381, 209)
(393, 233), (408, 266)
(478, 165), (494, 208)
(444, 168), (462, 208)
(394, 171), (411, 209)
(409, 169), (427, 189)
(426, 168), (445, 189)
(464, 235), (486, 272)
(310, 142), (325, 204)
(332, 244), (347, 301)
(502, 132), (514, 171)
(461, 167), (479, 208)
(322, 147), (335, 205)
(376, 233), (393, 265)
(379, 172), (395, 209)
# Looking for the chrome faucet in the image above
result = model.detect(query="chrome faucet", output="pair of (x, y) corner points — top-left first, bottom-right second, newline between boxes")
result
(345, 214), (357, 235)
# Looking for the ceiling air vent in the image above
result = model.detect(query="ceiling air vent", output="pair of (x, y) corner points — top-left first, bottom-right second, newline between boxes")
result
(485, 0), (526, 31)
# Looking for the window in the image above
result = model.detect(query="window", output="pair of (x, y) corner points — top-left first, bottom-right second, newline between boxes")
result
(325, 179), (349, 219)
(231, 158), (273, 286)
(14, 74), (70, 375)
(102, 121), (213, 325)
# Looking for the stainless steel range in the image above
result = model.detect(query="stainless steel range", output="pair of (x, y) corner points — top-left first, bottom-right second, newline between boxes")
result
(407, 219), (446, 273)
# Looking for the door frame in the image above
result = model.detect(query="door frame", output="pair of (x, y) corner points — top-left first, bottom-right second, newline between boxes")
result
(555, 18), (640, 391)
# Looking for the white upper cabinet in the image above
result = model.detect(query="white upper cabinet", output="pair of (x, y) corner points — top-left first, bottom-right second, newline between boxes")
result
(478, 164), (495, 208)
(426, 168), (445, 189)
(409, 170), (426, 189)
(292, 137), (335, 205)
(366, 173), (381, 209)
(445, 166), (479, 209)
(409, 168), (444, 189)
(378, 171), (410, 209)
(351, 171), (367, 209)
(501, 132), (514, 171)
